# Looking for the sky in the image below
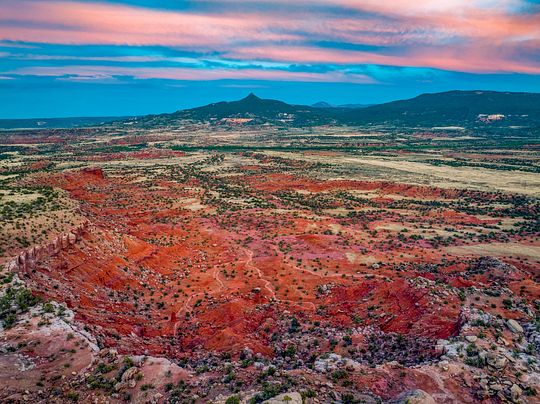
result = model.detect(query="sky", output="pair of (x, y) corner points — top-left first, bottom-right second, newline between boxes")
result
(1, 0), (539, 118)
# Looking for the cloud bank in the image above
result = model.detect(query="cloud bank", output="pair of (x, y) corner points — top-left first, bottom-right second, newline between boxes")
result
(1, 0), (539, 117)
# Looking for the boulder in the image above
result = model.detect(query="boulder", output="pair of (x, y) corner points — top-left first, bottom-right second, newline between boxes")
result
(53, 238), (61, 253)
(263, 392), (302, 404)
(151, 393), (163, 404)
(510, 384), (522, 401)
(61, 234), (69, 248)
(7, 260), (18, 272)
(507, 319), (523, 334)
(68, 232), (77, 245)
(394, 389), (436, 404)
(486, 353), (507, 369)
(121, 366), (139, 383)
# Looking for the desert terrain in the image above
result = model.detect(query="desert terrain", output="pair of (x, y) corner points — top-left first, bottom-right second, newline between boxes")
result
(1, 117), (539, 403)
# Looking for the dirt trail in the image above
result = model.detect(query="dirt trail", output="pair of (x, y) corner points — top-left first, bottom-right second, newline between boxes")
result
(242, 248), (276, 299)
(174, 262), (227, 336)
(212, 264), (225, 290)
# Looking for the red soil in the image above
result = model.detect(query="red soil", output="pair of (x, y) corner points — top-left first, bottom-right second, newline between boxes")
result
(17, 168), (534, 359)
(247, 173), (461, 199)
(80, 148), (185, 162)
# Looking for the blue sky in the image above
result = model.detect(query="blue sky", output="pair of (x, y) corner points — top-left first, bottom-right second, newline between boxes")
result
(1, 0), (539, 118)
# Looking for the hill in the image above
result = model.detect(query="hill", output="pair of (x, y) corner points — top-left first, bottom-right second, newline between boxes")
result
(342, 90), (540, 127)
(129, 93), (335, 126)
(130, 90), (540, 129)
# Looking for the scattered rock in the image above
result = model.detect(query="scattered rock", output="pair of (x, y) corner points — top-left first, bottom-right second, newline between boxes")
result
(507, 319), (523, 334)
(486, 353), (507, 369)
(151, 392), (164, 403)
(314, 353), (343, 373)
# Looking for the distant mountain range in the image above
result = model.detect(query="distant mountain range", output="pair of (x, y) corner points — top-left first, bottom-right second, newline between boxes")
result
(340, 90), (540, 127)
(0, 116), (129, 130)
(311, 101), (372, 109)
(2, 90), (540, 129)
(130, 90), (540, 128)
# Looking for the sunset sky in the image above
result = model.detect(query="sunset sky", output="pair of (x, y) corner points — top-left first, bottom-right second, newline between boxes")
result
(1, 0), (539, 118)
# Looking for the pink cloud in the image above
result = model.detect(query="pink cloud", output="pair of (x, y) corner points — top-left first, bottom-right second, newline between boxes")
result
(0, 1), (296, 47)
(326, 0), (522, 14)
(0, 0), (539, 75)
(227, 45), (540, 74)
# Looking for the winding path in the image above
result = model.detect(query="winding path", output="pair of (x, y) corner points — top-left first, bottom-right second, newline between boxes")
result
(242, 247), (276, 299)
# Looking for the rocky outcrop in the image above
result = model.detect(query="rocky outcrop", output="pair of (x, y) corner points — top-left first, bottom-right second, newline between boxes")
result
(263, 392), (302, 404)
(80, 167), (104, 179)
(393, 389), (436, 404)
(4, 221), (90, 274)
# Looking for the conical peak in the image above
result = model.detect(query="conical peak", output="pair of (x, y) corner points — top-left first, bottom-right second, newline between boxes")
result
(241, 93), (261, 101)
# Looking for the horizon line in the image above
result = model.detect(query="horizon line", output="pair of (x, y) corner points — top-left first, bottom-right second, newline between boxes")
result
(2, 88), (539, 121)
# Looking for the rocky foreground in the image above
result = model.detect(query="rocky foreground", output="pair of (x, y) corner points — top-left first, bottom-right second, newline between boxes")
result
(1, 159), (539, 403)
(1, 264), (539, 403)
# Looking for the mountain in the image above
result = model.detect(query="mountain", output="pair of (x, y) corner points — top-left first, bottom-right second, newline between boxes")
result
(312, 101), (334, 108)
(342, 90), (540, 127)
(177, 93), (337, 125)
(129, 93), (336, 126)
(184, 93), (299, 119)
(145, 90), (540, 128)
(6, 90), (538, 130)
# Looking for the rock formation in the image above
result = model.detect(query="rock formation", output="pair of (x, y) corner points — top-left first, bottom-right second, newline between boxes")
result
(5, 220), (90, 274)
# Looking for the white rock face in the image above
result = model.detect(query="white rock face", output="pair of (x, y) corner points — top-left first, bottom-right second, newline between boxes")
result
(314, 353), (344, 373)
(263, 392), (302, 404)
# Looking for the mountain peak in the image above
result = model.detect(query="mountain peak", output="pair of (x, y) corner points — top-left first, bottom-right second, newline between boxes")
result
(241, 93), (261, 102)
(312, 101), (333, 108)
